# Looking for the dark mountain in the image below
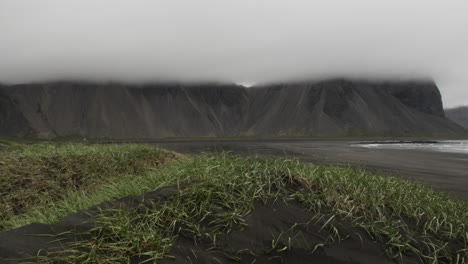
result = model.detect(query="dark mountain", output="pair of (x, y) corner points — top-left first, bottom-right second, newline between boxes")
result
(445, 106), (468, 129)
(0, 79), (465, 139)
(0, 86), (31, 137)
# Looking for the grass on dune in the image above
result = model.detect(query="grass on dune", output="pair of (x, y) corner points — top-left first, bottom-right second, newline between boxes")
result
(1, 144), (467, 263)
(0, 143), (181, 230)
(21, 153), (468, 264)
(294, 166), (468, 262)
(0, 139), (22, 150)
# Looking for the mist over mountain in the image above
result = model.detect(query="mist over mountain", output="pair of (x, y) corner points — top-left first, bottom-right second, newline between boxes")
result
(1, 1), (468, 107)
(0, 79), (465, 139)
(445, 106), (468, 129)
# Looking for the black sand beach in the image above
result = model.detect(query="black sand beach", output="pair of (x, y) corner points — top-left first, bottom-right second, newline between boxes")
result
(151, 140), (468, 200)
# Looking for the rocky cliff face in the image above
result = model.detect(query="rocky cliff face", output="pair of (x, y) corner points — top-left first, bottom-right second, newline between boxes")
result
(245, 79), (458, 137)
(0, 79), (465, 138)
(0, 86), (30, 137)
(445, 106), (468, 129)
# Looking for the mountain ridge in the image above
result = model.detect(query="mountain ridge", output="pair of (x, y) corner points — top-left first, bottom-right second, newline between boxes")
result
(0, 79), (465, 139)
(445, 106), (468, 129)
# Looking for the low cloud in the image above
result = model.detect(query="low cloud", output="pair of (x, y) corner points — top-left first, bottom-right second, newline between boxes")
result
(1, 0), (467, 107)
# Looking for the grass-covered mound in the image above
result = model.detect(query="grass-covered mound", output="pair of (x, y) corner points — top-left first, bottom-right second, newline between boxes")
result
(0, 150), (467, 263)
(0, 143), (181, 230)
(0, 139), (22, 150)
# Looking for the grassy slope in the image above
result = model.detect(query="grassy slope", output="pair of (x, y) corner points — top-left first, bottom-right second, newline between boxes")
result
(0, 139), (22, 149)
(0, 143), (181, 230)
(0, 144), (467, 263)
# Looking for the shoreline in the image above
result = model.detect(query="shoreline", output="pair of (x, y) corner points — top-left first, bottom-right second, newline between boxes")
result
(150, 140), (468, 200)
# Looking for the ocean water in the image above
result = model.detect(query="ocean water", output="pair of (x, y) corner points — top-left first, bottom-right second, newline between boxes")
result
(353, 140), (468, 154)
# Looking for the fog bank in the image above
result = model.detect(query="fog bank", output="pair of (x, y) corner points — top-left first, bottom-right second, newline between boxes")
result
(1, 0), (467, 107)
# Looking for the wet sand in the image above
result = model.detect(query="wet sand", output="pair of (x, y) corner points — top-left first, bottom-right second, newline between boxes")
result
(151, 140), (468, 200)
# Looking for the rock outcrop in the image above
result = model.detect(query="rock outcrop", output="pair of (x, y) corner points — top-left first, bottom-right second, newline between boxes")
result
(445, 106), (468, 129)
(0, 79), (465, 138)
(0, 86), (31, 137)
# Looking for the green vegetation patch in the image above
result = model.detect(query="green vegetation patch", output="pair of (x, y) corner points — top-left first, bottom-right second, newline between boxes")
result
(19, 153), (467, 264)
(0, 143), (181, 230)
(0, 139), (22, 150)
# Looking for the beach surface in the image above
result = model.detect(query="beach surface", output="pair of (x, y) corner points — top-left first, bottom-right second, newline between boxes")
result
(151, 139), (468, 200)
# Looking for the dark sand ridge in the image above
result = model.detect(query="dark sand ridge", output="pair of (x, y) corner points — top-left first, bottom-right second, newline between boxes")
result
(150, 140), (468, 200)
(0, 184), (404, 264)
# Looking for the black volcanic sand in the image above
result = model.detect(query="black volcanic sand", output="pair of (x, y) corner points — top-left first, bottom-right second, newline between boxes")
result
(162, 199), (394, 264)
(150, 139), (468, 200)
(0, 184), (407, 264)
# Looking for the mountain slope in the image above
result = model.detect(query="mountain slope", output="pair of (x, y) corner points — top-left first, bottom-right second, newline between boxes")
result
(445, 106), (468, 129)
(0, 86), (31, 137)
(246, 80), (462, 137)
(0, 79), (465, 138)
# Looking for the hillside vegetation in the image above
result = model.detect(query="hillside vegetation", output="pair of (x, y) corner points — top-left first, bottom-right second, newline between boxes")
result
(0, 143), (181, 230)
(0, 144), (466, 263)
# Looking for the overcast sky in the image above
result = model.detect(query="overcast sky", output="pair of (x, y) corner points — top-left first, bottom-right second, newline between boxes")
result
(1, 0), (467, 107)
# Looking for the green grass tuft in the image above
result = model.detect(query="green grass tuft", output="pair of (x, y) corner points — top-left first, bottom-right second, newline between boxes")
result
(0, 139), (22, 150)
(0, 143), (181, 230)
